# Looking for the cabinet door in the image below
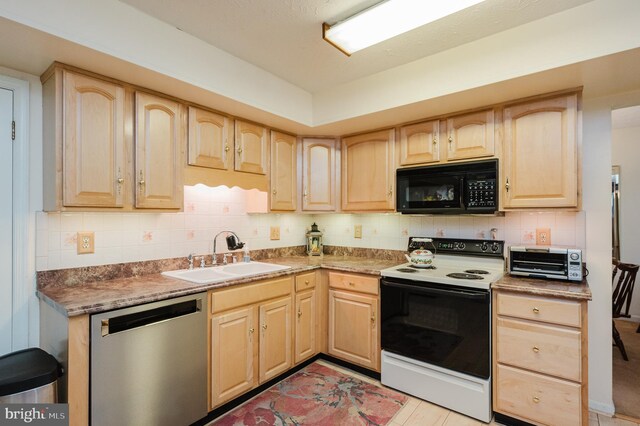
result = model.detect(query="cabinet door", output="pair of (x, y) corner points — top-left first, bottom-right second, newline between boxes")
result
(135, 92), (183, 209)
(445, 109), (495, 161)
(259, 297), (292, 383)
(328, 290), (378, 370)
(270, 131), (296, 211)
(294, 290), (316, 364)
(503, 94), (578, 208)
(63, 71), (125, 207)
(235, 120), (267, 174)
(211, 306), (257, 408)
(399, 120), (439, 165)
(342, 129), (395, 211)
(302, 138), (336, 211)
(187, 106), (231, 170)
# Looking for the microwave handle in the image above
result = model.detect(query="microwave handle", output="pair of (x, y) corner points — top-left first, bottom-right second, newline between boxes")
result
(460, 178), (466, 209)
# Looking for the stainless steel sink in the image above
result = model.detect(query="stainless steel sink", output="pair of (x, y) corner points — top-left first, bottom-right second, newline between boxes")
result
(162, 261), (290, 284)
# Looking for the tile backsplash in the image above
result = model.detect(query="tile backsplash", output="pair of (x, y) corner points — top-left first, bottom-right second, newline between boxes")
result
(35, 185), (586, 271)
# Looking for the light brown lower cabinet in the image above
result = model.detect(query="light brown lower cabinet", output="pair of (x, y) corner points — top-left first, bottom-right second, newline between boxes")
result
(327, 272), (379, 371)
(493, 290), (588, 426)
(294, 272), (317, 364)
(208, 276), (293, 409)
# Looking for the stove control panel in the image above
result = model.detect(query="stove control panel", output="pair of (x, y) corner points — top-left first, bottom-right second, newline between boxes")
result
(408, 237), (504, 258)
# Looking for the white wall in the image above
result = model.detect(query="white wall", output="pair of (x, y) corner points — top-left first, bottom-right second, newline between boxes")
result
(612, 125), (640, 320)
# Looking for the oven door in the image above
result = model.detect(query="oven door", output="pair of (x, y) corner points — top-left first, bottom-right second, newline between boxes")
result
(381, 277), (490, 379)
(396, 172), (464, 214)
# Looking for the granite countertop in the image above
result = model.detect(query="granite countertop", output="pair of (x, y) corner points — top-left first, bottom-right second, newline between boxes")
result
(37, 256), (401, 317)
(492, 274), (592, 301)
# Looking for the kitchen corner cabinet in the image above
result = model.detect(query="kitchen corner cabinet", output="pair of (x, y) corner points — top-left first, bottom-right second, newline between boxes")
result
(328, 272), (379, 371)
(398, 119), (440, 166)
(342, 129), (395, 211)
(187, 106), (232, 170)
(208, 276), (293, 409)
(444, 109), (495, 161)
(502, 94), (579, 209)
(493, 291), (588, 426)
(270, 131), (297, 211)
(42, 68), (127, 210)
(301, 138), (337, 211)
(234, 120), (268, 175)
(294, 272), (317, 364)
(134, 92), (183, 209)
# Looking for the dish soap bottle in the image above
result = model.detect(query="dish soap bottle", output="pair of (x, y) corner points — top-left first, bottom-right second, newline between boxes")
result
(243, 246), (251, 263)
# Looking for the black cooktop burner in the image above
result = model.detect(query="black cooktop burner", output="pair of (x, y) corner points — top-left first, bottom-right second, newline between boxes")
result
(396, 268), (417, 273)
(447, 273), (484, 280)
(465, 269), (489, 275)
(409, 264), (437, 270)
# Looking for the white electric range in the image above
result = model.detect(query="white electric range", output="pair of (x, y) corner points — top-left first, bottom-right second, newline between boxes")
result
(379, 237), (505, 423)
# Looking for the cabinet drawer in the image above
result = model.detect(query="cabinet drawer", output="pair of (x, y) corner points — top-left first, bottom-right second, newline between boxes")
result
(496, 292), (581, 328)
(497, 317), (581, 382)
(295, 272), (316, 292)
(329, 272), (378, 295)
(495, 364), (581, 426)
(210, 277), (293, 314)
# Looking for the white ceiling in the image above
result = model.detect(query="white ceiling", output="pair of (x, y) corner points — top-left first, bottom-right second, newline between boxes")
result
(118, 0), (594, 93)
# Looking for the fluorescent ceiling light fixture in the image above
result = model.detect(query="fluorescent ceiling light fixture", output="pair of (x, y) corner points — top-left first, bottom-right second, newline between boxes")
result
(323, 0), (486, 56)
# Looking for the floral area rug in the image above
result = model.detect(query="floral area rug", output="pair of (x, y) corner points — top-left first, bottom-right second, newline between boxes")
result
(212, 362), (407, 426)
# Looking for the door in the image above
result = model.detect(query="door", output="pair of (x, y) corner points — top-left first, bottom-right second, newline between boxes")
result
(270, 131), (296, 211)
(63, 71), (125, 207)
(211, 306), (257, 407)
(0, 87), (12, 355)
(187, 106), (231, 170)
(399, 120), (440, 165)
(135, 92), (183, 209)
(445, 109), (495, 161)
(295, 290), (316, 364)
(502, 94), (578, 208)
(328, 290), (378, 370)
(302, 138), (336, 211)
(342, 129), (395, 211)
(234, 120), (267, 174)
(259, 297), (292, 383)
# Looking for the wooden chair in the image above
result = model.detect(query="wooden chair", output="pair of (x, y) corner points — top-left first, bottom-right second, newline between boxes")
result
(612, 261), (639, 361)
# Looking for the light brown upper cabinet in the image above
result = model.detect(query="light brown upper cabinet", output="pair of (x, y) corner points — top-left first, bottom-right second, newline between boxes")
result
(234, 120), (268, 174)
(187, 106), (231, 170)
(398, 119), (440, 166)
(301, 138), (336, 211)
(502, 94), (579, 209)
(444, 109), (495, 161)
(270, 131), (296, 211)
(134, 92), (183, 209)
(342, 129), (395, 211)
(42, 68), (126, 210)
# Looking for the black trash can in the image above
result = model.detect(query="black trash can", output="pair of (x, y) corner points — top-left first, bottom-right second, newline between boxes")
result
(0, 348), (61, 403)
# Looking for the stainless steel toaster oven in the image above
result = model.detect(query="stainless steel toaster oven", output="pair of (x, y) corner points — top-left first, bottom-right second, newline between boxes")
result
(508, 246), (583, 281)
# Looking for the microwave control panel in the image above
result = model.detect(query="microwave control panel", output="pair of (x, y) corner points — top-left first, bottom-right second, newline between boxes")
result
(466, 179), (496, 208)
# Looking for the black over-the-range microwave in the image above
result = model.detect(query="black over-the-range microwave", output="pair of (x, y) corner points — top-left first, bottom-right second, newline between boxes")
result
(396, 159), (498, 214)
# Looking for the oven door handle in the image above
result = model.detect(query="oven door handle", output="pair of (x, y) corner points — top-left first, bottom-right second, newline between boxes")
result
(381, 279), (489, 300)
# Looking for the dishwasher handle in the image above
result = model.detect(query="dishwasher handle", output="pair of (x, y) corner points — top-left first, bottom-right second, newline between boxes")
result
(101, 298), (202, 337)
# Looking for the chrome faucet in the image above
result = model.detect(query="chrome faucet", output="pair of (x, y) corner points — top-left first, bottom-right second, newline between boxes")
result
(212, 231), (245, 266)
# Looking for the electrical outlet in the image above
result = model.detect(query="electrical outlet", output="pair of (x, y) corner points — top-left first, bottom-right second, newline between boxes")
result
(354, 225), (362, 239)
(270, 226), (280, 240)
(77, 231), (95, 254)
(536, 228), (551, 245)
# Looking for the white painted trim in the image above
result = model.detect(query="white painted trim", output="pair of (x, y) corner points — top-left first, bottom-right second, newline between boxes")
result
(589, 399), (615, 417)
(0, 73), (30, 351)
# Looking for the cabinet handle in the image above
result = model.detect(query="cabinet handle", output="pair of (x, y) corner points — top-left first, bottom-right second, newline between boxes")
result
(262, 323), (267, 330)
(117, 177), (124, 184)
(237, 147), (243, 154)
(249, 327), (254, 334)
(532, 307), (540, 313)
(272, 189), (277, 195)
(387, 186), (393, 197)
(432, 138), (437, 146)
(371, 313), (376, 324)
(532, 346), (540, 353)
(348, 282), (355, 286)
(138, 170), (145, 188)
(505, 178), (510, 192)
(297, 309), (302, 318)
(224, 145), (230, 152)
(533, 396), (540, 404)
(303, 190), (308, 198)
(305, 280), (309, 285)
(448, 136), (453, 149)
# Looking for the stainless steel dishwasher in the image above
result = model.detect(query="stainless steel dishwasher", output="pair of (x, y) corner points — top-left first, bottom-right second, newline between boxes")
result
(91, 293), (207, 426)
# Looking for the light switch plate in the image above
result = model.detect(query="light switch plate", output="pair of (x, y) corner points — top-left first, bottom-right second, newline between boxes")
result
(77, 231), (95, 254)
(536, 228), (551, 245)
(270, 226), (280, 240)
(354, 225), (362, 239)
